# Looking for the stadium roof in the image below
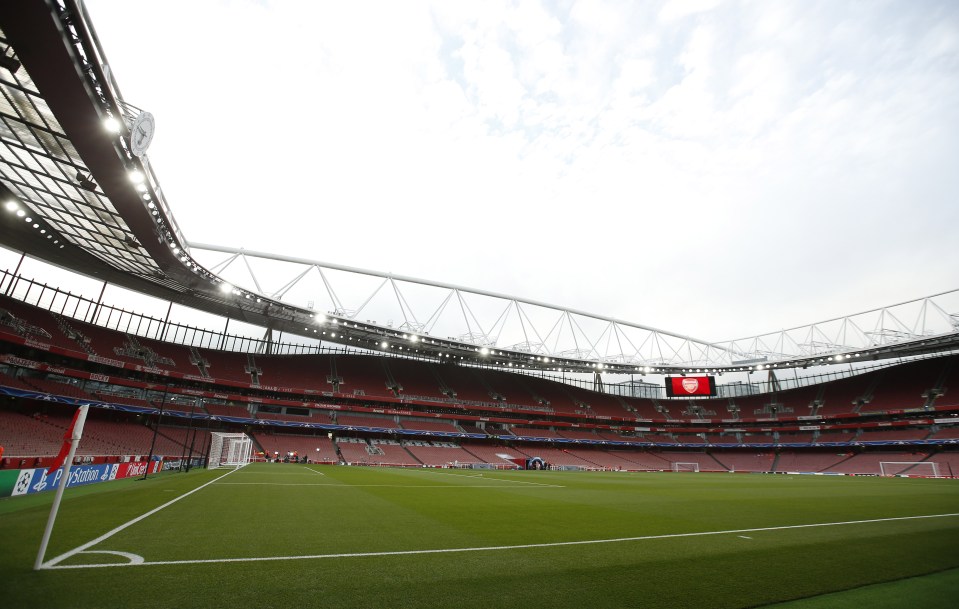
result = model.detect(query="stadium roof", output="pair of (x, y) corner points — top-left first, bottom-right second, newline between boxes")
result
(1, 0), (957, 376)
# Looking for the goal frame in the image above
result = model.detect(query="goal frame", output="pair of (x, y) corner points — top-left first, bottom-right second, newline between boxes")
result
(672, 462), (700, 473)
(207, 432), (253, 469)
(879, 461), (940, 478)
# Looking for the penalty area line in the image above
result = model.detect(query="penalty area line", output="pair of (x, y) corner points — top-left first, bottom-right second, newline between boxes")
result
(41, 512), (959, 570)
(403, 469), (565, 488)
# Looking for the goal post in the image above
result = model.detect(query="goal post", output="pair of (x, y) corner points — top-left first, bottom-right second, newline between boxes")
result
(207, 432), (253, 469)
(879, 461), (941, 478)
(672, 462), (700, 472)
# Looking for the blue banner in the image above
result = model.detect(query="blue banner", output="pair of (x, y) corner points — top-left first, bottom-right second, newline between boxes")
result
(10, 463), (116, 496)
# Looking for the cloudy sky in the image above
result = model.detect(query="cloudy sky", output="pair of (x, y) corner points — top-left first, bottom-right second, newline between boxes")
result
(80, 0), (959, 343)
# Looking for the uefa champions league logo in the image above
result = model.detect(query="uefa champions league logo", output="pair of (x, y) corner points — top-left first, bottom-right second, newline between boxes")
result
(14, 470), (32, 495)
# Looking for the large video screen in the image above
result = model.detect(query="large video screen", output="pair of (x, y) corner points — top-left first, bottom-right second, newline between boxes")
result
(665, 375), (717, 397)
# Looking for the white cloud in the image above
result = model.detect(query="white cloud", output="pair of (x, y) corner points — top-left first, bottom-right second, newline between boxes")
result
(658, 0), (722, 23)
(81, 0), (959, 343)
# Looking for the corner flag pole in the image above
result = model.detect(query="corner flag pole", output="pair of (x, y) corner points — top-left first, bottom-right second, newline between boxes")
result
(34, 404), (89, 570)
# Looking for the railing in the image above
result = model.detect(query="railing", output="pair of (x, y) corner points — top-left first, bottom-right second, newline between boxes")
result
(0, 270), (356, 356)
(1, 270), (954, 403)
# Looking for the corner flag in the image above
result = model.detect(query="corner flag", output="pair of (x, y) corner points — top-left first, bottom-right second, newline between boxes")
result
(35, 404), (89, 570)
(46, 405), (88, 475)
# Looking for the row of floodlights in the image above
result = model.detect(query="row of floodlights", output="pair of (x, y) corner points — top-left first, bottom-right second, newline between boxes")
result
(124, 165), (220, 283)
(4, 201), (66, 248)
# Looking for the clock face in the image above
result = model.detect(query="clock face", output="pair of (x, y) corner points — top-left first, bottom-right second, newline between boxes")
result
(129, 112), (155, 157)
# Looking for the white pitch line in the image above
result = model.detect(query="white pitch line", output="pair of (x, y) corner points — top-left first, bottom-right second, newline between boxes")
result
(400, 469), (565, 488)
(232, 471), (323, 476)
(41, 467), (244, 569)
(41, 512), (959, 570)
(305, 467), (326, 476)
(213, 482), (557, 488)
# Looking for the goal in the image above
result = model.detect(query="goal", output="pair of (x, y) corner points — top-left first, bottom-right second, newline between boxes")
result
(672, 462), (700, 473)
(207, 432), (253, 469)
(879, 461), (941, 478)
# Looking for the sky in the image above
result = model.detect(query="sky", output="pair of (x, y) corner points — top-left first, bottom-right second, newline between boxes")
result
(78, 0), (959, 344)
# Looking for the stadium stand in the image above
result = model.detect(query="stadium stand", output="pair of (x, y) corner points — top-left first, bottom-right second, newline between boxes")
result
(385, 358), (447, 401)
(857, 359), (943, 412)
(605, 450), (673, 470)
(557, 429), (603, 441)
(0, 371), (39, 392)
(713, 452), (775, 473)
(333, 355), (395, 398)
(2, 293), (959, 477)
(857, 428), (931, 442)
(199, 350), (258, 384)
(0, 409), (64, 456)
(21, 377), (95, 401)
(815, 431), (857, 445)
(776, 433), (816, 444)
(430, 365), (496, 404)
(654, 452), (727, 471)
(336, 438), (377, 464)
(823, 451), (932, 475)
(368, 440), (419, 465)
(255, 354), (329, 390)
(460, 444), (524, 467)
(253, 432), (338, 463)
(203, 402), (253, 418)
(403, 442), (477, 467)
(512, 427), (564, 439)
(772, 451), (848, 473)
(816, 375), (872, 416)
(928, 427), (959, 440)
(400, 418), (461, 433)
(741, 433), (776, 444)
(337, 414), (400, 429)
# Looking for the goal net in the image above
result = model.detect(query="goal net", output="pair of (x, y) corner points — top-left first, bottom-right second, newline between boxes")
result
(207, 432), (253, 469)
(672, 462), (700, 472)
(879, 461), (941, 478)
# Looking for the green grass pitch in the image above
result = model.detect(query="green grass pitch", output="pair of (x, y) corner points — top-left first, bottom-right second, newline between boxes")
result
(1, 463), (957, 608)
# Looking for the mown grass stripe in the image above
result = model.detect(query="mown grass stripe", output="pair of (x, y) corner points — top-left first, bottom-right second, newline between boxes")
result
(43, 511), (959, 570)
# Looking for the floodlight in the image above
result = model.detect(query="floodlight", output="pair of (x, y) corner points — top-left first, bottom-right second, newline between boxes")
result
(4, 200), (16, 211)
(16, 209), (25, 217)
(219, 282), (233, 293)
(128, 170), (145, 183)
(103, 117), (121, 133)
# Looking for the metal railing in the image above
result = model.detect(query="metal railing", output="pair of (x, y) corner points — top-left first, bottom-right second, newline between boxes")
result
(1, 270), (953, 402)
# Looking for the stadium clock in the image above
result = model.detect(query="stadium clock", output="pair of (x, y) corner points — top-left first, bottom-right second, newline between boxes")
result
(128, 111), (155, 157)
